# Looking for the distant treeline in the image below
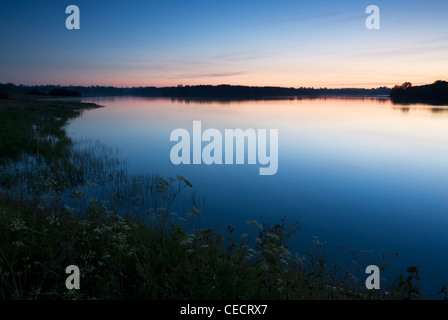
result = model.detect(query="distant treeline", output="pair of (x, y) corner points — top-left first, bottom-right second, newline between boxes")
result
(157, 85), (391, 98)
(390, 80), (448, 105)
(0, 83), (391, 99)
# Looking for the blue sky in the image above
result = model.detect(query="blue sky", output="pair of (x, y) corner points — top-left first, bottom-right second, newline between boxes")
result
(1, 0), (447, 87)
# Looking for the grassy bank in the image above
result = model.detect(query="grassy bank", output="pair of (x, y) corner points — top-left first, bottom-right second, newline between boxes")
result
(0, 97), (440, 300)
(0, 96), (98, 160)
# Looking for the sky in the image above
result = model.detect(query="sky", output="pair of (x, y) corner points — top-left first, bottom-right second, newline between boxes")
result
(1, 0), (447, 88)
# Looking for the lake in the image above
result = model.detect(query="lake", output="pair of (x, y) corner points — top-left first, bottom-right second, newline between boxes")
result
(67, 96), (448, 295)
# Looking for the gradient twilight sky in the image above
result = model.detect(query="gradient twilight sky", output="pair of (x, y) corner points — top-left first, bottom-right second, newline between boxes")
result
(1, 0), (447, 88)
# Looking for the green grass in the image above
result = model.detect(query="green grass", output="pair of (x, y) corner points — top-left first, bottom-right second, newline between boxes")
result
(0, 96), (441, 300)
(0, 96), (98, 161)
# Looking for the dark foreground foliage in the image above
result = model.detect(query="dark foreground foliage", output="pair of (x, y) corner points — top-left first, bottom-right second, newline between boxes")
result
(0, 97), (445, 300)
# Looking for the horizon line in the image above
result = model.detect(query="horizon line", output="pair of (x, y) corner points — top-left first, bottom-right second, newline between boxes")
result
(1, 82), (399, 90)
(3, 80), (445, 90)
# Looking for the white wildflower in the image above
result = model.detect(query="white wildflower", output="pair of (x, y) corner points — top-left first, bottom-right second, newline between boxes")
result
(10, 218), (26, 231)
(187, 207), (200, 217)
(246, 220), (262, 229)
(180, 238), (193, 246)
(12, 241), (25, 248)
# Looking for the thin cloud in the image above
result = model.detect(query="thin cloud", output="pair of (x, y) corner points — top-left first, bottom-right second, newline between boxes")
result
(323, 82), (399, 87)
(211, 51), (270, 62)
(173, 72), (247, 79)
(259, 11), (342, 25)
(330, 14), (364, 24)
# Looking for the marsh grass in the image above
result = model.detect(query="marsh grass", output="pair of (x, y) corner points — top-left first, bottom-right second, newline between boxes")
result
(0, 189), (428, 300)
(0, 97), (441, 300)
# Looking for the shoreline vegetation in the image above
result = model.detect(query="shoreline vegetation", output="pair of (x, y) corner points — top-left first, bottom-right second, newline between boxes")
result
(0, 96), (446, 300)
(2, 81), (447, 104)
(0, 82), (391, 99)
(390, 81), (448, 105)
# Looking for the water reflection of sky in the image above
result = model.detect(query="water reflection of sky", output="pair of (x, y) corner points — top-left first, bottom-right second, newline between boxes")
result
(67, 96), (448, 294)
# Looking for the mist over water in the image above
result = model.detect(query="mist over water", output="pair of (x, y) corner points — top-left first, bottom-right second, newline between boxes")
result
(67, 96), (448, 295)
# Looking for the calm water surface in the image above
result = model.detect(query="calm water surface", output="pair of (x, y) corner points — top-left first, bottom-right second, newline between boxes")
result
(67, 96), (448, 295)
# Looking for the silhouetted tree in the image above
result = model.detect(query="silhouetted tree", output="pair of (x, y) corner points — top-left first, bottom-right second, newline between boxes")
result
(0, 89), (9, 99)
(391, 80), (448, 105)
(401, 82), (412, 90)
(27, 89), (46, 96)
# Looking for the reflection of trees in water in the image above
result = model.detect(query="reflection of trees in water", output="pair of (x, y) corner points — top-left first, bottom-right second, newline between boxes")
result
(430, 108), (448, 114)
(393, 107), (448, 114)
(172, 95), (391, 105)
